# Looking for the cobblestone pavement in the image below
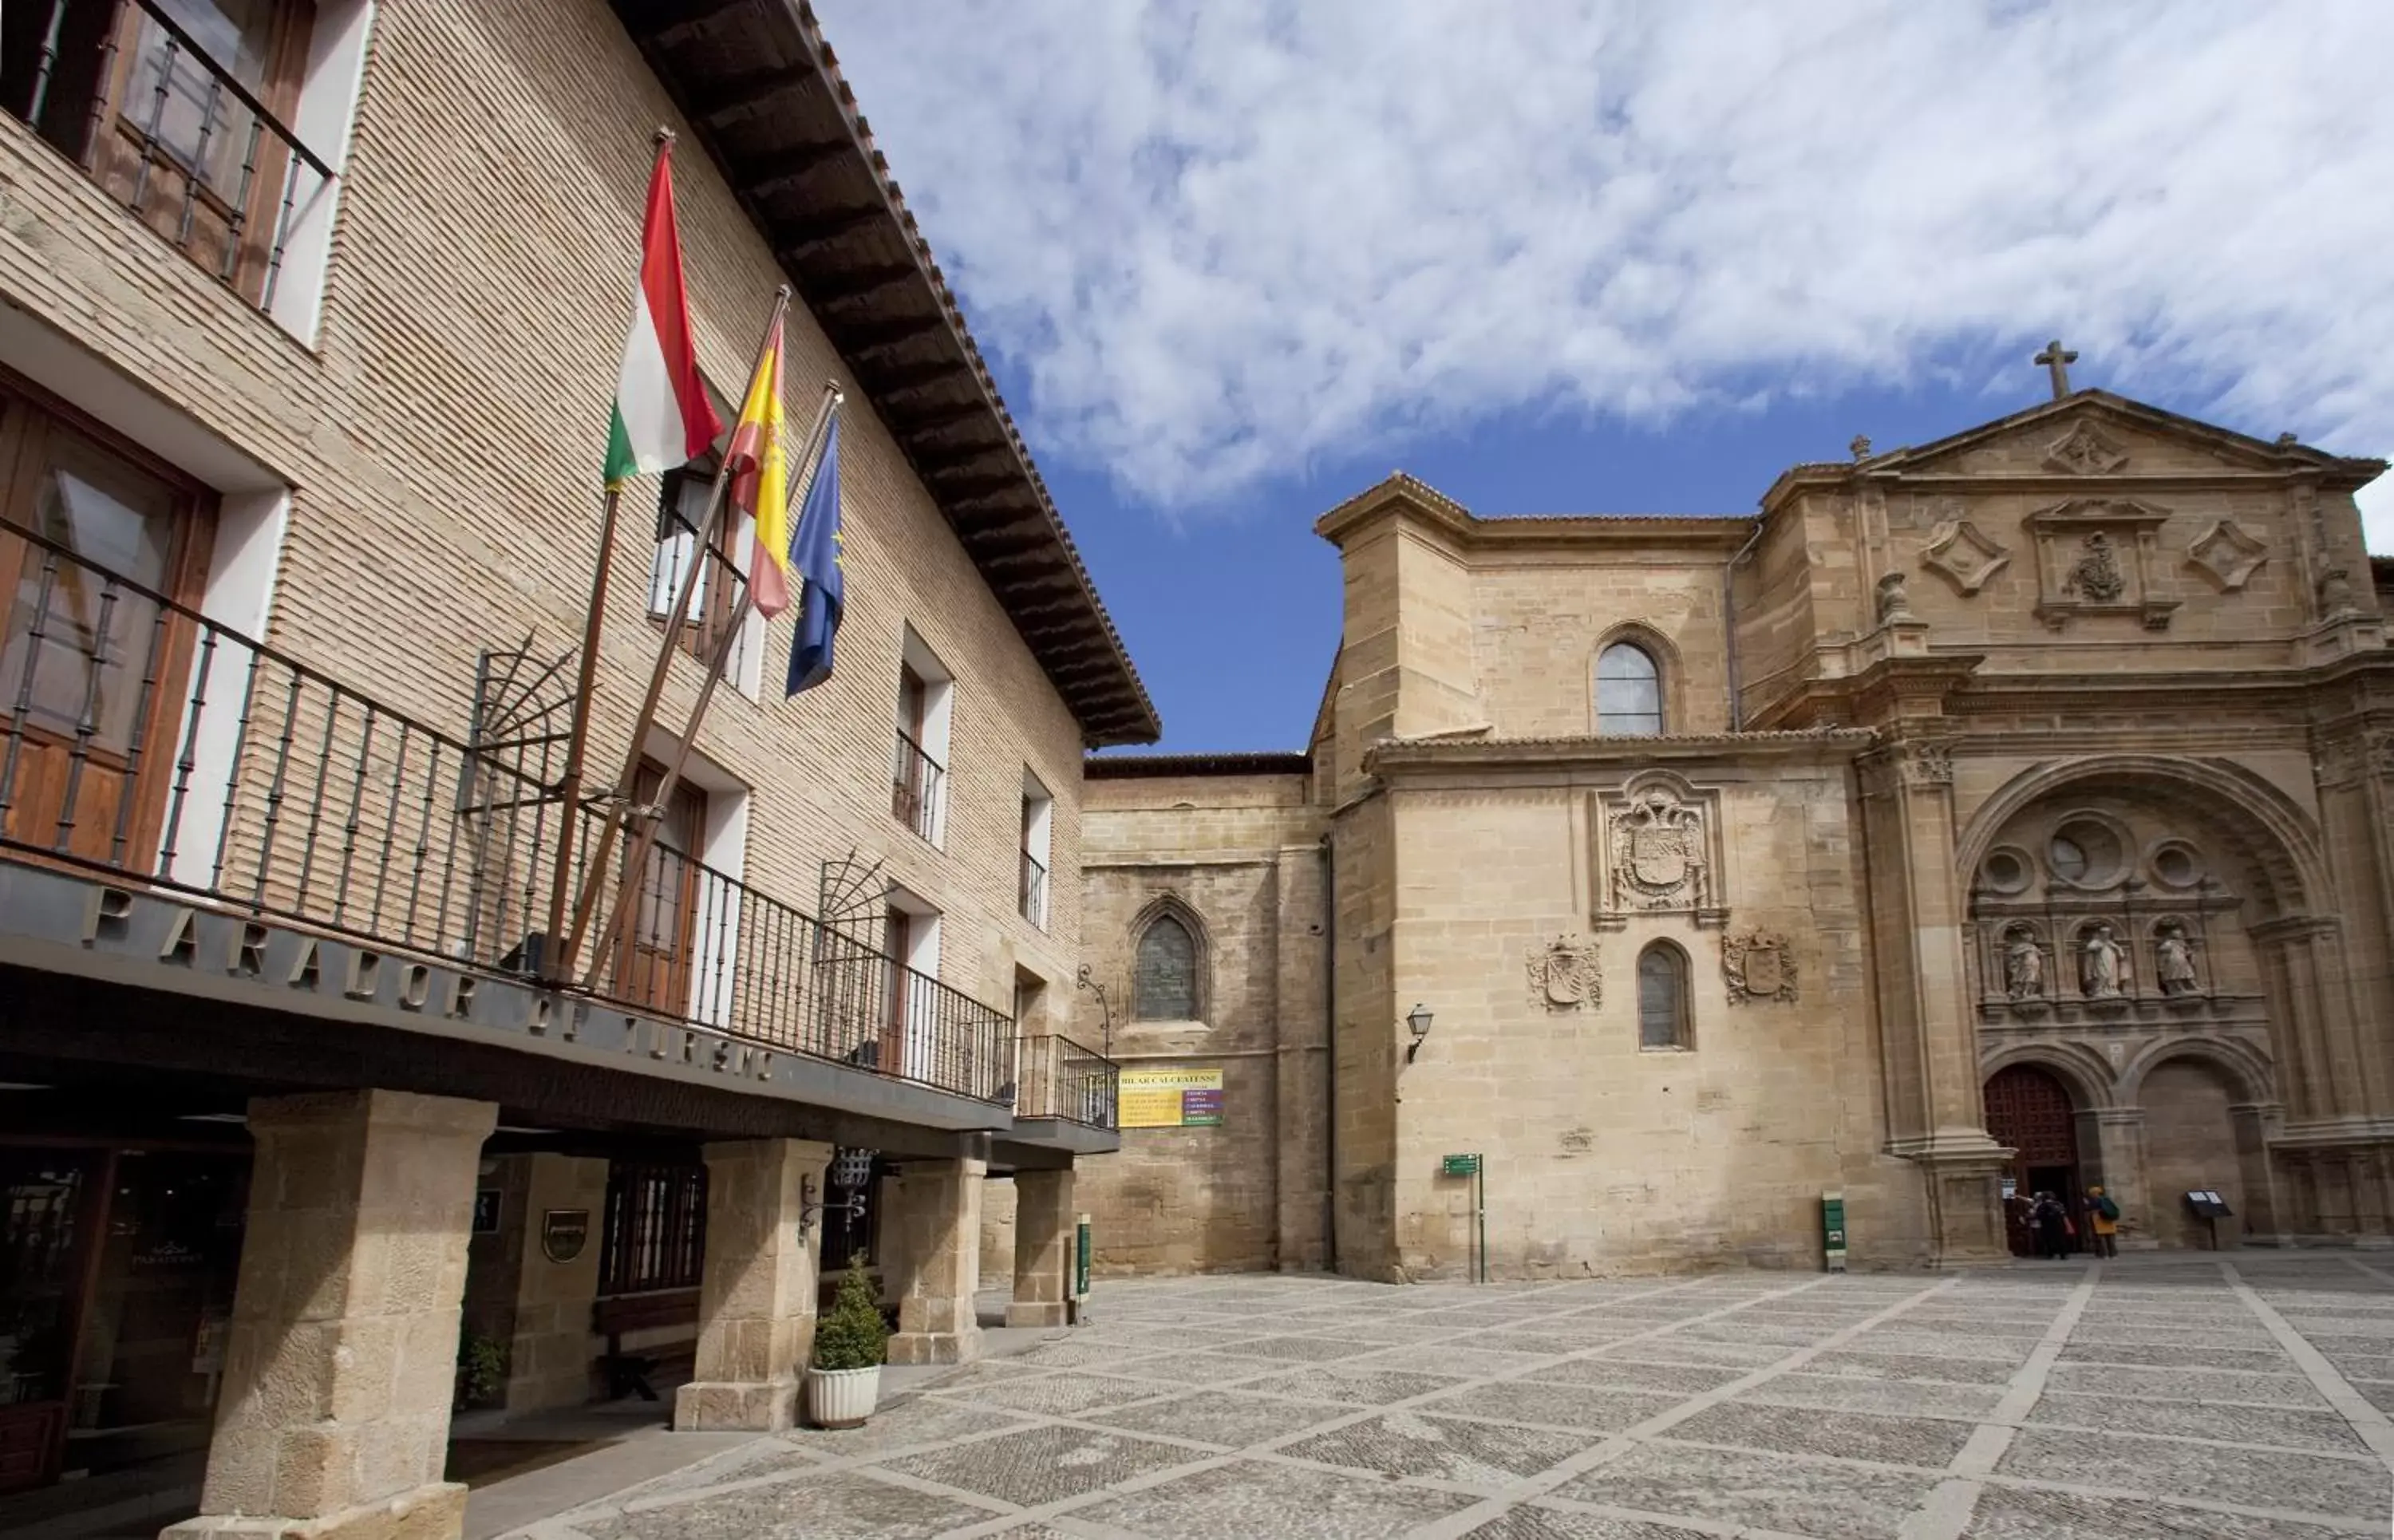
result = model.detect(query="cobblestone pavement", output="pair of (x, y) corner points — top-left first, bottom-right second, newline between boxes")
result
(520, 1254), (2394, 1539)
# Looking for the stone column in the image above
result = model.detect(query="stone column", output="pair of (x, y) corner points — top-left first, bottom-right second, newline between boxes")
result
(674, 1139), (832, 1432)
(887, 1157), (985, 1364)
(2230, 1104), (2286, 1246)
(1006, 1167), (1075, 1328)
(2084, 1108), (2156, 1250)
(1858, 732), (2010, 1265)
(502, 1155), (607, 1412)
(164, 1089), (495, 1540)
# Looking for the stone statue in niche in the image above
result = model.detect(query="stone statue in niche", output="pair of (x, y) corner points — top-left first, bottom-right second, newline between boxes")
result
(2155, 924), (2199, 996)
(2320, 567), (2359, 618)
(2003, 930), (2046, 1000)
(1526, 934), (1602, 1011)
(1875, 571), (1914, 626)
(2065, 534), (2127, 602)
(1722, 932), (1796, 1004)
(2080, 926), (2128, 999)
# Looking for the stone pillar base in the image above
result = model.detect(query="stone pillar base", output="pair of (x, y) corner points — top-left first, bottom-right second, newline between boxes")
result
(887, 1329), (982, 1365)
(1005, 1300), (1070, 1328)
(672, 1377), (797, 1432)
(163, 1482), (465, 1540)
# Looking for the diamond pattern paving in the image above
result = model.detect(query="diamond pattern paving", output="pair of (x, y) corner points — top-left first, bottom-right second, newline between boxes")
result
(529, 1258), (2394, 1538)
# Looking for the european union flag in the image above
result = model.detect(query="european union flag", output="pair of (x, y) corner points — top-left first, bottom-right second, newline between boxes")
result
(785, 414), (844, 695)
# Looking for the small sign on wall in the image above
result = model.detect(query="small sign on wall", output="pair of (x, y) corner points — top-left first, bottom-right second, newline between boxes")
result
(540, 1208), (590, 1263)
(1120, 1067), (1225, 1127)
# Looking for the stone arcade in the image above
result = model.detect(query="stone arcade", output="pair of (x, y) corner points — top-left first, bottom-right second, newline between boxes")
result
(1065, 368), (2394, 1278)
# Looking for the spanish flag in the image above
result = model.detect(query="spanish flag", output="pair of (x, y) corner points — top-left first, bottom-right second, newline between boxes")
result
(729, 316), (792, 618)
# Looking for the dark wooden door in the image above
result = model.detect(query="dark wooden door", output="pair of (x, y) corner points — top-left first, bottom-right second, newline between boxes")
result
(0, 405), (205, 870)
(612, 764), (704, 1017)
(0, 1151), (102, 1495)
(880, 906), (911, 1077)
(1985, 1064), (2082, 1257)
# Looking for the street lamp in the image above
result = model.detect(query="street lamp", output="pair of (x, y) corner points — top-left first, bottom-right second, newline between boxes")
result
(1404, 1003), (1434, 1064)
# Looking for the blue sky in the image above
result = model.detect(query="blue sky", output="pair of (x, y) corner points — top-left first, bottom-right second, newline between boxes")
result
(814, 1), (2394, 754)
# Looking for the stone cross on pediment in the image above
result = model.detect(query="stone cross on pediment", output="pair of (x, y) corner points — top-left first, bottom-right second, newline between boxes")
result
(2034, 338), (2079, 400)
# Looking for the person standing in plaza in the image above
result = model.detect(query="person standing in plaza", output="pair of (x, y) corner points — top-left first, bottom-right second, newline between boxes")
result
(2083, 1185), (2120, 1258)
(2031, 1191), (2072, 1259)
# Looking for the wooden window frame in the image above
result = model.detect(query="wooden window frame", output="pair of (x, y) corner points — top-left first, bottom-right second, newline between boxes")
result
(0, 368), (215, 866)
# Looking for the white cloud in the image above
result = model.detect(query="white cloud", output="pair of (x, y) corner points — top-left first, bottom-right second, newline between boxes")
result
(816, 0), (2394, 515)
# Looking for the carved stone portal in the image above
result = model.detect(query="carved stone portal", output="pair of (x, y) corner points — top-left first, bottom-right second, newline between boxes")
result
(1722, 932), (1796, 1005)
(2186, 519), (2269, 592)
(1920, 517), (2011, 597)
(1526, 934), (1602, 1011)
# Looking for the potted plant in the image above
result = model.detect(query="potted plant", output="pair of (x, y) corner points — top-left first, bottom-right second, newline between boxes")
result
(454, 1326), (508, 1412)
(805, 1254), (888, 1428)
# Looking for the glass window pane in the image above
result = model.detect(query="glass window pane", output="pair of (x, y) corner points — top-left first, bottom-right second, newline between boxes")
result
(1597, 644), (1663, 736)
(1637, 946), (1685, 1048)
(1134, 914), (1197, 1020)
(2, 432), (178, 752)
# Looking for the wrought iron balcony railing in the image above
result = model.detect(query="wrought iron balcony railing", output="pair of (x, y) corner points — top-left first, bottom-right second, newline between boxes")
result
(1015, 1033), (1119, 1131)
(0, 516), (1013, 1104)
(5, 0), (337, 314)
(1019, 850), (1046, 927)
(891, 728), (942, 843)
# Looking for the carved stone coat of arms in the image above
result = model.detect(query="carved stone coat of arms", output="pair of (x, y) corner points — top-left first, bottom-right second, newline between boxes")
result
(1722, 932), (1796, 1005)
(1610, 787), (1709, 911)
(1526, 934), (1602, 1010)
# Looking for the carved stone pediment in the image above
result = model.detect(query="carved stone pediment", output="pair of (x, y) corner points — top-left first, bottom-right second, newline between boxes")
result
(2187, 519), (2269, 593)
(1596, 774), (1728, 930)
(2044, 421), (2130, 476)
(1722, 931), (1796, 1004)
(2026, 498), (2179, 631)
(1525, 934), (1602, 1010)
(1920, 517), (2012, 597)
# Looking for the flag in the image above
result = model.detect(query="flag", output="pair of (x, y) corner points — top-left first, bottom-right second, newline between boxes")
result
(604, 140), (721, 491)
(786, 414), (844, 694)
(727, 317), (792, 616)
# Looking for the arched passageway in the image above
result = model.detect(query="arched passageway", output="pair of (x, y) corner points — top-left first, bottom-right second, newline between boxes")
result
(1985, 1063), (2084, 1256)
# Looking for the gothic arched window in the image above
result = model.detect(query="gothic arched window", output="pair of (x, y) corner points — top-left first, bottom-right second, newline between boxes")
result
(1133, 911), (1201, 1020)
(1637, 941), (1691, 1049)
(1598, 642), (1663, 736)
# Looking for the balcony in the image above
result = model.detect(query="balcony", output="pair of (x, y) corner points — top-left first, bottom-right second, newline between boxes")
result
(1011, 1033), (1119, 1154)
(890, 728), (942, 843)
(2, 0), (336, 316)
(1018, 849), (1046, 927)
(0, 515), (1015, 1109)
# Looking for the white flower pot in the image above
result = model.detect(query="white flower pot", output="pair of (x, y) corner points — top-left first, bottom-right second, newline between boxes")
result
(804, 1364), (881, 1428)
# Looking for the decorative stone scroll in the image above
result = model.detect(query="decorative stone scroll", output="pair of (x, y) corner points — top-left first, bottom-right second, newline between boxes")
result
(2027, 498), (2179, 631)
(1525, 934), (1602, 1010)
(1721, 932), (1796, 1005)
(2044, 421), (2130, 476)
(1920, 517), (2012, 597)
(1597, 775), (1728, 930)
(2186, 519), (2269, 593)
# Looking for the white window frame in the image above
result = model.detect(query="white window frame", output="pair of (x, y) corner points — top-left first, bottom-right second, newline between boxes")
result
(1020, 768), (1053, 930)
(268, 0), (377, 345)
(886, 885), (943, 1082)
(899, 626), (954, 848)
(641, 729), (751, 1027)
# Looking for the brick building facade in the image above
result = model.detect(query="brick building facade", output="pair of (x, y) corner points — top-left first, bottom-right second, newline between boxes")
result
(0, 2), (1138, 1534)
(1070, 389), (2394, 1280)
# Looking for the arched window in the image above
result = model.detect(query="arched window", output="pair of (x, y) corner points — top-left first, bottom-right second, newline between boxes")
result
(1637, 942), (1691, 1049)
(1597, 643), (1663, 736)
(1133, 912), (1200, 1020)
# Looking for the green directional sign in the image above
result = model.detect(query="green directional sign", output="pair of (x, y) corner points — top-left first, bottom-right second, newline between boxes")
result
(1441, 1153), (1480, 1177)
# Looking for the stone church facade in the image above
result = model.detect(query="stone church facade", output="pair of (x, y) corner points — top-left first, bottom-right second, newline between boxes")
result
(1069, 382), (2394, 1278)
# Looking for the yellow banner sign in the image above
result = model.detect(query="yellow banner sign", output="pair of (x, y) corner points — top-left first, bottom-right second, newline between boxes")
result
(1119, 1067), (1224, 1128)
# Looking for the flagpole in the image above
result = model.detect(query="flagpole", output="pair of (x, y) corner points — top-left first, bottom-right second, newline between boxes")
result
(541, 127), (684, 984)
(555, 284), (792, 981)
(577, 381), (843, 993)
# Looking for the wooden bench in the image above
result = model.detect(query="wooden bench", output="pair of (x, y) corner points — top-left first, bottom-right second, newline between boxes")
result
(593, 1287), (701, 1402)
